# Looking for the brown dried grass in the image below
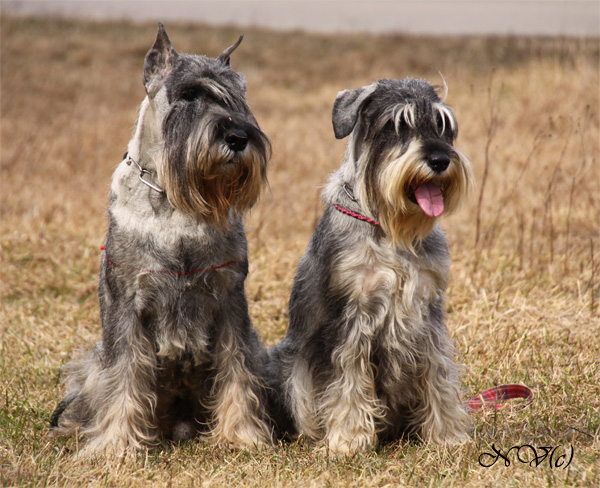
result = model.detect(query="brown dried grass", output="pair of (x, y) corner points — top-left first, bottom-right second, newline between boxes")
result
(1, 16), (599, 487)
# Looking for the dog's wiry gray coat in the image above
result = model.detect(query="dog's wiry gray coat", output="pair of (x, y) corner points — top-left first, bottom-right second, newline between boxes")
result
(51, 24), (272, 454)
(268, 78), (474, 454)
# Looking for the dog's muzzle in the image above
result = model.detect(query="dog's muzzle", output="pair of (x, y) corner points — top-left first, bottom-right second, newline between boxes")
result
(409, 151), (452, 218)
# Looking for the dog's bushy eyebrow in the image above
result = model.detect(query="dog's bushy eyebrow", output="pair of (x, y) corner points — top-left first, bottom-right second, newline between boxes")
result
(370, 103), (414, 133)
(375, 100), (458, 138)
(432, 103), (458, 136)
(174, 79), (235, 106)
(167, 59), (246, 108)
(392, 103), (417, 132)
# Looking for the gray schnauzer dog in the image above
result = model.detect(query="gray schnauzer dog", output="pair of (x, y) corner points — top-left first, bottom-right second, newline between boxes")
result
(268, 78), (474, 454)
(50, 24), (272, 454)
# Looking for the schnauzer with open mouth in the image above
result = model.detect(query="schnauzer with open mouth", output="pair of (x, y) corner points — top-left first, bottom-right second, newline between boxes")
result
(268, 78), (474, 454)
(50, 24), (272, 454)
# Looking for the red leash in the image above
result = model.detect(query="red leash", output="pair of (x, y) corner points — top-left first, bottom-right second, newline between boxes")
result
(466, 384), (533, 411)
(100, 246), (236, 275)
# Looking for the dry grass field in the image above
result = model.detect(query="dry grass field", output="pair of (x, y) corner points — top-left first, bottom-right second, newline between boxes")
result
(1, 16), (599, 487)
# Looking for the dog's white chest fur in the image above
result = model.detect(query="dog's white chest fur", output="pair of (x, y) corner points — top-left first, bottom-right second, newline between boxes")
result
(331, 237), (448, 334)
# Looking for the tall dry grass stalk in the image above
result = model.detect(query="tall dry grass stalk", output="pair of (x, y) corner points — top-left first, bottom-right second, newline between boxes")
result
(1, 16), (599, 488)
(474, 70), (497, 251)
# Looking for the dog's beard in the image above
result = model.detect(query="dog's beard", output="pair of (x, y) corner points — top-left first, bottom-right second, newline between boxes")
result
(159, 106), (268, 227)
(359, 140), (472, 249)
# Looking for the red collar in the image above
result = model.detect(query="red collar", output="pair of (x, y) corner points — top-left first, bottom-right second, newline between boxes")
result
(332, 203), (380, 227)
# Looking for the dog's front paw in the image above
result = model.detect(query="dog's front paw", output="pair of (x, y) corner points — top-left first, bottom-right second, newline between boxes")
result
(421, 417), (472, 445)
(438, 430), (471, 445)
(76, 436), (129, 459)
(209, 418), (272, 448)
(324, 429), (377, 455)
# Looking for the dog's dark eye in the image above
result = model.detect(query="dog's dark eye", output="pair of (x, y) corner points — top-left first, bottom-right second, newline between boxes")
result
(435, 113), (447, 135)
(393, 114), (414, 136)
(395, 117), (409, 132)
(180, 87), (204, 102)
(436, 112), (457, 139)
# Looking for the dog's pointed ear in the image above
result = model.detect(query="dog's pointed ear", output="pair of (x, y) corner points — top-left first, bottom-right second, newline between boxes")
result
(217, 35), (243, 67)
(332, 83), (378, 139)
(144, 23), (179, 97)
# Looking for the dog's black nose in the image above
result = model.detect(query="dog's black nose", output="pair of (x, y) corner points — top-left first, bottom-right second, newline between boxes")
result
(225, 129), (248, 152)
(428, 152), (450, 173)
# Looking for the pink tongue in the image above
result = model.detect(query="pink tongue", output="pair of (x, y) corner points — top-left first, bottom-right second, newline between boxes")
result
(414, 182), (444, 217)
